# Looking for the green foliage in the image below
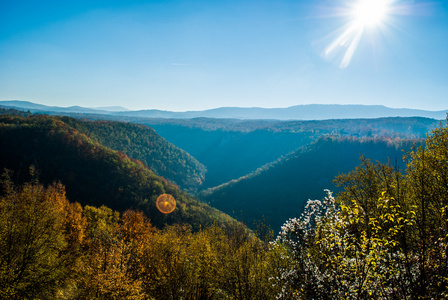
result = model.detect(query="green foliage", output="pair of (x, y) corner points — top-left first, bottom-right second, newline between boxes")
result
(0, 114), (236, 230)
(60, 117), (206, 192)
(275, 117), (448, 299)
(144, 116), (436, 188)
(275, 190), (420, 299)
(0, 174), (285, 299)
(1, 110), (447, 299)
(74, 208), (148, 299)
(201, 136), (417, 231)
(0, 172), (71, 299)
(404, 117), (448, 297)
(89, 220), (282, 300)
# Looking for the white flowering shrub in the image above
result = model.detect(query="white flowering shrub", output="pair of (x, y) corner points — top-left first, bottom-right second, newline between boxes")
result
(273, 119), (448, 299)
(273, 190), (421, 299)
(273, 190), (342, 299)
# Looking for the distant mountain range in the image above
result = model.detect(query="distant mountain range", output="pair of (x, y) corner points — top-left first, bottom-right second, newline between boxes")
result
(0, 100), (115, 114)
(91, 106), (129, 111)
(0, 105), (442, 231)
(1, 100), (447, 120)
(118, 105), (448, 120)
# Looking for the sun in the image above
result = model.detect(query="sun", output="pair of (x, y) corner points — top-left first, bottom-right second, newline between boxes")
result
(322, 0), (396, 68)
(352, 0), (390, 28)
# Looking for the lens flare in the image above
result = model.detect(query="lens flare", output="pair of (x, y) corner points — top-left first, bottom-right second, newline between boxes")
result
(156, 194), (176, 214)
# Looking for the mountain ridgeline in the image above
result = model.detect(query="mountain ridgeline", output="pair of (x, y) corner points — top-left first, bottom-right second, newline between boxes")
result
(0, 101), (440, 191)
(59, 117), (206, 192)
(0, 108), (439, 231)
(0, 103), (447, 299)
(199, 136), (420, 230)
(1, 100), (447, 120)
(114, 104), (448, 120)
(0, 114), (235, 230)
(147, 125), (315, 189)
(143, 117), (437, 189)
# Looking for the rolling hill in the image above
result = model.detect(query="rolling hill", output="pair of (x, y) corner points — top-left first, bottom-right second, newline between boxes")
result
(59, 117), (206, 192)
(199, 136), (420, 231)
(115, 104), (448, 120)
(0, 107), (438, 232)
(0, 113), (236, 230)
(1, 100), (447, 120)
(0, 100), (114, 114)
(142, 117), (437, 189)
(6, 106), (435, 191)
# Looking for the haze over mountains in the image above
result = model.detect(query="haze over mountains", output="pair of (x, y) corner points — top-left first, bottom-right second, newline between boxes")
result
(0, 101), (445, 231)
(1, 100), (447, 120)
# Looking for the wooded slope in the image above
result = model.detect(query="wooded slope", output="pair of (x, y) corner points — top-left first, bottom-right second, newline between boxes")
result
(0, 114), (235, 230)
(200, 136), (420, 230)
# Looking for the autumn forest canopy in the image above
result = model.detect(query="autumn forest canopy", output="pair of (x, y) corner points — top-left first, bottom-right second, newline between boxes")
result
(0, 109), (447, 299)
(2, 0), (448, 297)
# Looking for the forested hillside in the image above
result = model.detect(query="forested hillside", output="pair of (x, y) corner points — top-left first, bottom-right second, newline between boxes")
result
(59, 117), (206, 192)
(0, 114), (235, 230)
(200, 136), (420, 230)
(149, 126), (315, 189)
(274, 118), (448, 298)
(0, 177), (277, 299)
(0, 109), (436, 232)
(141, 117), (437, 189)
(1, 117), (447, 299)
(1, 107), (439, 192)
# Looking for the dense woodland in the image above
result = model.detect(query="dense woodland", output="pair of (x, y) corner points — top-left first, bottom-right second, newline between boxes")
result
(59, 117), (206, 193)
(1, 116), (447, 298)
(142, 117), (437, 189)
(4, 106), (439, 190)
(0, 109), (206, 192)
(148, 125), (315, 189)
(0, 113), (235, 230)
(200, 136), (420, 230)
(0, 175), (280, 299)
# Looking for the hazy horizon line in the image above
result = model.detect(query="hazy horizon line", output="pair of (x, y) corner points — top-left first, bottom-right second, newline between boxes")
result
(1, 99), (447, 113)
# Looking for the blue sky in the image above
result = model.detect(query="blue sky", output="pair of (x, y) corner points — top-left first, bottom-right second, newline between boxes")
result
(1, 0), (447, 111)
